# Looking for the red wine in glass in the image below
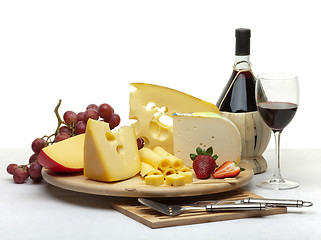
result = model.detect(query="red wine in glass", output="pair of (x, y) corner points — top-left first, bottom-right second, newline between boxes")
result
(258, 102), (298, 132)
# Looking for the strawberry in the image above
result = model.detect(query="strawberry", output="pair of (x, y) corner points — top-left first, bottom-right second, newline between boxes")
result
(212, 161), (244, 179)
(190, 147), (218, 179)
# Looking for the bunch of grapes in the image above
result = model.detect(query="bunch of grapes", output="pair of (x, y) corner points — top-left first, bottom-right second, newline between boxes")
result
(6, 100), (123, 184)
(56, 102), (120, 142)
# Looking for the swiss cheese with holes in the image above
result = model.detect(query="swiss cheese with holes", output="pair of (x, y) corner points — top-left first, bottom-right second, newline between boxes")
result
(84, 119), (140, 182)
(129, 83), (220, 154)
(173, 112), (241, 168)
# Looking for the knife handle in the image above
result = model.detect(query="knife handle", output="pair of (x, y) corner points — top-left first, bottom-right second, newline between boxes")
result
(205, 203), (270, 212)
(241, 198), (313, 207)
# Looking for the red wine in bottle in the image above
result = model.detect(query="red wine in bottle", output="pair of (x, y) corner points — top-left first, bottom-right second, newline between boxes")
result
(216, 28), (257, 112)
(257, 102), (298, 132)
(216, 28), (271, 174)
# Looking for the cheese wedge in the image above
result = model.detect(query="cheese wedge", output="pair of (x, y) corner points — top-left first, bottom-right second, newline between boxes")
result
(140, 162), (163, 177)
(84, 119), (140, 182)
(139, 147), (171, 171)
(173, 112), (242, 167)
(153, 146), (184, 170)
(129, 83), (220, 154)
(38, 134), (84, 172)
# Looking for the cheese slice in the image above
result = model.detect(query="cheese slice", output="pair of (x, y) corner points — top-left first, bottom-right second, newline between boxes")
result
(140, 162), (163, 177)
(129, 83), (220, 154)
(173, 112), (242, 167)
(139, 147), (171, 171)
(84, 119), (140, 182)
(153, 146), (184, 170)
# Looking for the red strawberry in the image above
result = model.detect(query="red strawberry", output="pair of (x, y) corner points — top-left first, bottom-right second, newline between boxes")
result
(190, 147), (217, 179)
(212, 161), (243, 179)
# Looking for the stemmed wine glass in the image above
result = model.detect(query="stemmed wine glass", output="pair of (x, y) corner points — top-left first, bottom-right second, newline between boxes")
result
(255, 73), (299, 190)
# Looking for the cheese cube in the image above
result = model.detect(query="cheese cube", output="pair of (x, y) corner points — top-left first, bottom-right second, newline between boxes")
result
(178, 171), (193, 184)
(145, 175), (164, 186)
(165, 174), (185, 187)
(173, 112), (241, 167)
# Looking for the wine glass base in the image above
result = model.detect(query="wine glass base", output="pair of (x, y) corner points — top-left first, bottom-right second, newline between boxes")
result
(256, 178), (299, 190)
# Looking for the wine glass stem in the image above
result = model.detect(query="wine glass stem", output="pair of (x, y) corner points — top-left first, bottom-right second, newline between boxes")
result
(273, 131), (283, 180)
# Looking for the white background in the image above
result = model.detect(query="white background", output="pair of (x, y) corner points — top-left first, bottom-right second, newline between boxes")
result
(1, 0), (320, 149)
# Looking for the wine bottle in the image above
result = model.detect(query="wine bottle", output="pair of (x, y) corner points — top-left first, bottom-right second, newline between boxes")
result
(216, 28), (271, 174)
(216, 28), (257, 112)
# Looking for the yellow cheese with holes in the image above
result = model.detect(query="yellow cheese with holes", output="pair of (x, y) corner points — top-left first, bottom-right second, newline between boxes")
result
(145, 175), (164, 186)
(139, 147), (171, 171)
(178, 171), (193, 184)
(177, 166), (192, 173)
(153, 146), (184, 170)
(129, 83), (220, 154)
(84, 119), (140, 182)
(140, 162), (162, 177)
(165, 174), (185, 186)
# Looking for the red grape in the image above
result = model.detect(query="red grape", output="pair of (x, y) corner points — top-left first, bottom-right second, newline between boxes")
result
(29, 161), (43, 179)
(86, 104), (98, 111)
(29, 154), (38, 164)
(59, 126), (72, 135)
(13, 167), (29, 184)
(31, 138), (46, 154)
(84, 109), (99, 122)
(137, 138), (145, 150)
(55, 132), (70, 142)
(77, 112), (86, 122)
(98, 103), (114, 122)
(7, 163), (18, 175)
(75, 121), (86, 134)
(109, 113), (121, 130)
(63, 111), (78, 126)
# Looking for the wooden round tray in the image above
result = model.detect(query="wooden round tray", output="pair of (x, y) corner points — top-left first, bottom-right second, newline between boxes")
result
(42, 162), (253, 198)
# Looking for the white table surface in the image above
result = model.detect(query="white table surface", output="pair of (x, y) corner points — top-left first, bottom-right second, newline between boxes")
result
(1, 148), (320, 240)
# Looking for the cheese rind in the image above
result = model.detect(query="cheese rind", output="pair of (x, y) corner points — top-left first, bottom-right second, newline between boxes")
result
(129, 83), (220, 154)
(84, 119), (140, 182)
(38, 134), (85, 172)
(173, 112), (242, 167)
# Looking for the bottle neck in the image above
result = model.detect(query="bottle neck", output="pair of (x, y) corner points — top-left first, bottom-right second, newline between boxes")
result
(234, 55), (251, 70)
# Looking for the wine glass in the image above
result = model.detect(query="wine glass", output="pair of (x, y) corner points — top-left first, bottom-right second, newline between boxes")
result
(255, 73), (299, 190)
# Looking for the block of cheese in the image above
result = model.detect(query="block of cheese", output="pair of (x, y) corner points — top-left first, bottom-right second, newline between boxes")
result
(84, 119), (140, 182)
(173, 112), (241, 168)
(178, 171), (193, 184)
(165, 174), (185, 187)
(139, 147), (171, 171)
(38, 134), (85, 173)
(129, 83), (220, 154)
(140, 162), (163, 177)
(153, 146), (184, 170)
(145, 175), (164, 186)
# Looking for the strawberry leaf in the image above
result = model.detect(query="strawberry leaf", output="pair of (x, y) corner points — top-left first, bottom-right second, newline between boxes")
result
(196, 147), (203, 155)
(190, 153), (197, 161)
(240, 168), (245, 171)
(206, 146), (213, 156)
(212, 154), (218, 160)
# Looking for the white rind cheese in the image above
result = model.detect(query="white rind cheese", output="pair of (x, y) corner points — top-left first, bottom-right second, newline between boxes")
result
(173, 112), (242, 167)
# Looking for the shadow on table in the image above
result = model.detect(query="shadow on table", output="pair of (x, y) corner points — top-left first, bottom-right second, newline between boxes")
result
(44, 183), (130, 210)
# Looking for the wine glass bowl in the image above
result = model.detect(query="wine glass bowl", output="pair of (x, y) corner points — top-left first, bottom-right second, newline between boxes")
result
(255, 73), (299, 190)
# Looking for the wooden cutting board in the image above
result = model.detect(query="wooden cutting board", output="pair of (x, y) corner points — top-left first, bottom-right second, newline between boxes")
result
(111, 189), (287, 228)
